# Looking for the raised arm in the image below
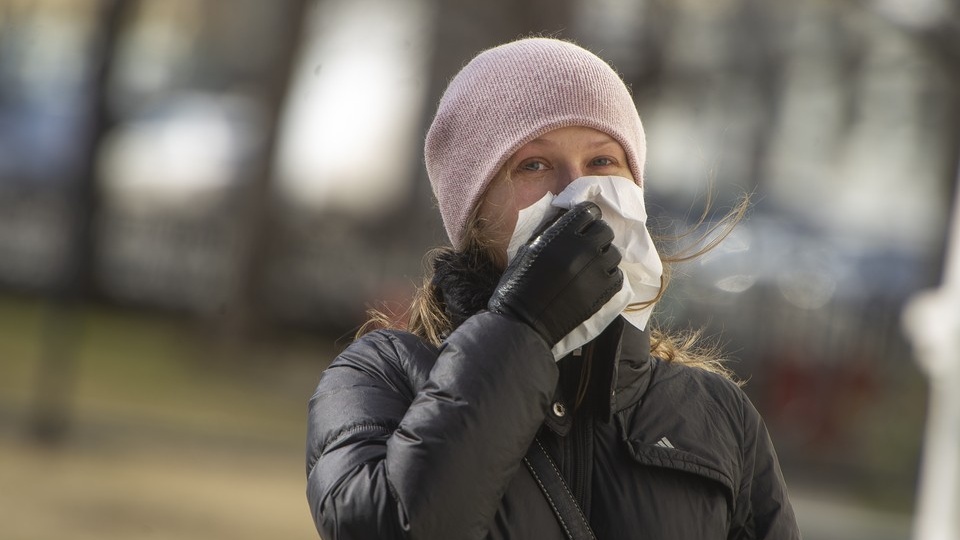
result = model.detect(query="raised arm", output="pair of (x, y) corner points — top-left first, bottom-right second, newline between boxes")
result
(306, 313), (555, 539)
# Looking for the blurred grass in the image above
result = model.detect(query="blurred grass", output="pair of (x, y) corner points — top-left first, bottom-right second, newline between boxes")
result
(0, 292), (342, 539)
(0, 292), (338, 437)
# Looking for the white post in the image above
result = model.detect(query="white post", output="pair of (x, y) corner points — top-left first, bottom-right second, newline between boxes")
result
(903, 166), (960, 540)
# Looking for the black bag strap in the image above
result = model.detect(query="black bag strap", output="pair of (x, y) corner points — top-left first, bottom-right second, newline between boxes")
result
(523, 437), (597, 540)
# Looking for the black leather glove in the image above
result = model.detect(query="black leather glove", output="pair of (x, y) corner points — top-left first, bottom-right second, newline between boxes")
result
(488, 201), (624, 347)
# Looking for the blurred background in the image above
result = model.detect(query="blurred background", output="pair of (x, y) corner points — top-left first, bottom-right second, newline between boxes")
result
(0, 0), (956, 538)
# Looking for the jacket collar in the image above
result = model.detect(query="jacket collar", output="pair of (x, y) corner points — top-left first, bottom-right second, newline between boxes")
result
(551, 317), (652, 425)
(611, 318), (653, 415)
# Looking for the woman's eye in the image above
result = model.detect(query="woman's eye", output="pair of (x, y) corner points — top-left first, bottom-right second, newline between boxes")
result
(519, 160), (548, 172)
(591, 157), (615, 167)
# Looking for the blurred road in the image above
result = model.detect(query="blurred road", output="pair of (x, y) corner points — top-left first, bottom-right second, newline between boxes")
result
(792, 489), (912, 540)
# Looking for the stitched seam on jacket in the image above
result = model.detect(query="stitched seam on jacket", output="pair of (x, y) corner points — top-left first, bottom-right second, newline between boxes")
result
(734, 386), (748, 527)
(309, 423), (395, 477)
(623, 441), (736, 494)
(537, 439), (596, 539)
(524, 456), (572, 539)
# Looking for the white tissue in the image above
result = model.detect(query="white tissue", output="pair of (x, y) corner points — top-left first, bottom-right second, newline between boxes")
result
(506, 176), (663, 361)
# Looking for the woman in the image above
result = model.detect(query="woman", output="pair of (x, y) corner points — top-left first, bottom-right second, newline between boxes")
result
(306, 37), (800, 539)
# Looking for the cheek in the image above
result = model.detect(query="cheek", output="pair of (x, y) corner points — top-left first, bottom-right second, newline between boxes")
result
(513, 182), (554, 209)
(478, 178), (556, 253)
(477, 185), (520, 252)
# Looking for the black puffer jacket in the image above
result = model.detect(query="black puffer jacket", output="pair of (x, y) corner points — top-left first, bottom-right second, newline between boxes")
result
(306, 312), (800, 539)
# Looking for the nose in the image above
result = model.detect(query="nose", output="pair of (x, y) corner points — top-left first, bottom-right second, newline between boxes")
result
(554, 164), (585, 193)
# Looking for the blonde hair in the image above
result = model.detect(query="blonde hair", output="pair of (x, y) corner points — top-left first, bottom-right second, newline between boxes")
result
(359, 187), (749, 381)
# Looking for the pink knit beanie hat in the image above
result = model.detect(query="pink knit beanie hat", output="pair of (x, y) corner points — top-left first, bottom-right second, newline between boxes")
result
(425, 37), (646, 249)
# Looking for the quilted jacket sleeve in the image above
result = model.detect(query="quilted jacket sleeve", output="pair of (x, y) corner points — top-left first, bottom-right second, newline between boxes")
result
(729, 395), (801, 540)
(305, 311), (558, 540)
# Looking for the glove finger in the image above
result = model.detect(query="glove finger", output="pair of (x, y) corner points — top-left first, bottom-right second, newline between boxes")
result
(608, 269), (625, 297)
(582, 215), (615, 246)
(600, 242), (622, 267)
(545, 201), (600, 237)
(607, 261), (623, 279)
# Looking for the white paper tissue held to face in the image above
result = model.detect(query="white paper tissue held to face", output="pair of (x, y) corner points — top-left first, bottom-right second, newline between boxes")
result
(506, 175), (663, 361)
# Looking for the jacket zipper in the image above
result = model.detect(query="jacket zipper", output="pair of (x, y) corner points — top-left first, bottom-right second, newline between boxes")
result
(574, 416), (591, 510)
(563, 420), (575, 493)
(563, 403), (592, 513)
(572, 343), (595, 512)
(561, 342), (596, 513)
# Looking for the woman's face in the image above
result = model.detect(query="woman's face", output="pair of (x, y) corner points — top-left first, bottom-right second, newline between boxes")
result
(478, 125), (634, 257)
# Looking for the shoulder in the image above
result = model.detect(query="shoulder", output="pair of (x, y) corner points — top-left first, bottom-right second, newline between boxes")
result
(616, 358), (755, 491)
(648, 357), (748, 419)
(617, 359), (796, 532)
(641, 358), (752, 449)
(306, 330), (438, 474)
(322, 329), (440, 394)
(337, 328), (437, 364)
(648, 359), (776, 473)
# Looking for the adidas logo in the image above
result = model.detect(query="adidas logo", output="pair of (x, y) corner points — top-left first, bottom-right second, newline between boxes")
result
(654, 436), (675, 449)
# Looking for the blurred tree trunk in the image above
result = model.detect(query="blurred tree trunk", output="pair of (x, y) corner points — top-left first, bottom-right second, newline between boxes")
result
(220, 0), (309, 342)
(31, 0), (133, 445)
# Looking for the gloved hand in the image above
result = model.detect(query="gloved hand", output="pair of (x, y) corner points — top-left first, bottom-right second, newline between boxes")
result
(488, 201), (624, 347)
